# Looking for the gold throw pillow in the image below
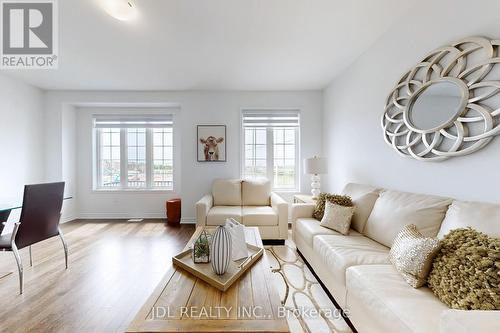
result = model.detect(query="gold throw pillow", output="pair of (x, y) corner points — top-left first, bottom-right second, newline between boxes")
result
(427, 228), (500, 310)
(320, 201), (355, 235)
(389, 224), (441, 288)
(312, 193), (353, 220)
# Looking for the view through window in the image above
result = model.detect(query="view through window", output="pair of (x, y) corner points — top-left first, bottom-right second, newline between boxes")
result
(94, 115), (173, 190)
(242, 110), (300, 191)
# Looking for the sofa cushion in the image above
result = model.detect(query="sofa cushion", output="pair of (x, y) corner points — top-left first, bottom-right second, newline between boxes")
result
(364, 189), (452, 247)
(242, 206), (278, 226)
(345, 265), (448, 333)
(295, 218), (362, 247)
(439, 309), (500, 333)
(342, 183), (380, 233)
(313, 235), (390, 295)
(207, 206), (242, 226)
(212, 179), (241, 206)
(437, 200), (500, 238)
(242, 179), (271, 206)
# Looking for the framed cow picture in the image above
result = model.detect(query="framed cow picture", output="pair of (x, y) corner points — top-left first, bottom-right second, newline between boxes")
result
(197, 125), (227, 162)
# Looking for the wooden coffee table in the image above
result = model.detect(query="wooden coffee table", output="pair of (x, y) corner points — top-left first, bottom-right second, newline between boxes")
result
(127, 227), (290, 333)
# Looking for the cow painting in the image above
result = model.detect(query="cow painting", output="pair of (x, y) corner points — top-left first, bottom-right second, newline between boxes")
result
(200, 136), (224, 161)
(197, 125), (226, 162)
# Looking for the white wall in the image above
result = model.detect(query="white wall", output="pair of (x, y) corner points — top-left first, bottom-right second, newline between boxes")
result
(45, 90), (323, 221)
(61, 106), (77, 221)
(0, 74), (45, 231)
(322, 0), (500, 203)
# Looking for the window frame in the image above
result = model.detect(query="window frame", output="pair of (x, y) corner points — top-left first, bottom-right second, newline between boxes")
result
(151, 127), (174, 189)
(94, 124), (175, 192)
(240, 109), (301, 192)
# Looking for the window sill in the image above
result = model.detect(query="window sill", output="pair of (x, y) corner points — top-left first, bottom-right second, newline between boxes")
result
(273, 189), (300, 193)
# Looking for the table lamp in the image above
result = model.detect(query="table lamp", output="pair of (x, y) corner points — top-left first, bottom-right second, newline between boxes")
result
(304, 156), (328, 198)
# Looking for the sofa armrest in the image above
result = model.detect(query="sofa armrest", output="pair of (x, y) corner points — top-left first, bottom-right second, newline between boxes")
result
(271, 192), (288, 240)
(291, 203), (316, 222)
(439, 309), (500, 333)
(291, 203), (316, 241)
(195, 194), (213, 227)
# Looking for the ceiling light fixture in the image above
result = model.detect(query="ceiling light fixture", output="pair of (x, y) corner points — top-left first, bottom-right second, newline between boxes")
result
(101, 0), (138, 21)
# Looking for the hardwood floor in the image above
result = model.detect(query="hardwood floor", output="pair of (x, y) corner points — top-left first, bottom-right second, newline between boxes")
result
(0, 220), (195, 333)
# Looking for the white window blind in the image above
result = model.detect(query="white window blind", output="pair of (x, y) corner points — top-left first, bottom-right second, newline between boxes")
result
(93, 114), (173, 128)
(242, 110), (300, 128)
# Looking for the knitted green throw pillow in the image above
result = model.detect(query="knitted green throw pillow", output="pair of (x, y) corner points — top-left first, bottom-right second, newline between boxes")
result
(312, 193), (353, 221)
(427, 228), (500, 310)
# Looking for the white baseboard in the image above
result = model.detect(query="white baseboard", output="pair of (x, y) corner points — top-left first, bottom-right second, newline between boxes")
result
(71, 213), (197, 223)
(63, 214), (286, 226)
(61, 215), (77, 223)
(77, 212), (167, 219)
(180, 217), (196, 224)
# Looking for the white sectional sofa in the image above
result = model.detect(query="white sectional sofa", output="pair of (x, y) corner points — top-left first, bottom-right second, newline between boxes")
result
(292, 183), (500, 333)
(196, 178), (288, 240)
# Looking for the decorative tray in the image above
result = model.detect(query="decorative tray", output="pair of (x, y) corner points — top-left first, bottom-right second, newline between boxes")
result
(172, 242), (263, 292)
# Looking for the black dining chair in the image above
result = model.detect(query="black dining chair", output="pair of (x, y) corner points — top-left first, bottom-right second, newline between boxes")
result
(0, 182), (68, 294)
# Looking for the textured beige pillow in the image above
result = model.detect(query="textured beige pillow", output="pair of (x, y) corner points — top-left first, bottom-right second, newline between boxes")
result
(389, 224), (441, 288)
(320, 201), (355, 235)
(313, 193), (353, 220)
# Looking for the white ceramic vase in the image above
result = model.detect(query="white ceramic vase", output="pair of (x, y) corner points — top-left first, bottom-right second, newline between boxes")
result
(210, 226), (232, 275)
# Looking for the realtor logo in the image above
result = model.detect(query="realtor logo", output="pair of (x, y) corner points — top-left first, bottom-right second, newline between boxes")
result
(1, 0), (58, 69)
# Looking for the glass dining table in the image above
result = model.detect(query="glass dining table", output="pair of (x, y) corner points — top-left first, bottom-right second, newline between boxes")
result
(0, 197), (72, 233)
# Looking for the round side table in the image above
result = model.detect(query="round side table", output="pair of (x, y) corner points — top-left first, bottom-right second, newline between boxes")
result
(166, 198), (181, 225)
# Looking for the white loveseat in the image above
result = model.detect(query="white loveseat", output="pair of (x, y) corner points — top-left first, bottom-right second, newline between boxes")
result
(196, 179), (288, 240)
(292, 183), (500, 333)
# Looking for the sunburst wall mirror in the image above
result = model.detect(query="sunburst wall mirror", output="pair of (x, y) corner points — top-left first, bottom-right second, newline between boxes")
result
(382, 36), (500, 161)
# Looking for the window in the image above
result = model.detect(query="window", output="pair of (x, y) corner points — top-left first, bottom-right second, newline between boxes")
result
(99, 128), (121, 187)
(94, 115), (174, 190)
(127, 128), (146, 187)
(242, 110), (300, 191)
(152, 128), (173, 188)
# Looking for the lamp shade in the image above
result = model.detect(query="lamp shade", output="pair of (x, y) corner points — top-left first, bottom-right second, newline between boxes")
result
(304, 157), (328, 175)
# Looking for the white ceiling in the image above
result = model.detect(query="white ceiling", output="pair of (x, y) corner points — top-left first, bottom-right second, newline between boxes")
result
(3, 0), (416, 91)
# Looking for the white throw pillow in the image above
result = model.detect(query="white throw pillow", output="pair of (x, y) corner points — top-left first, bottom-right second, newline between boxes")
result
(320, 201), (355, 235)
(437, 200), (500, 238)
(242, 179), (271, 206)
(212, 179), (242, 206)
(364, 189), (452, 247)
(342, 183), (380, 233)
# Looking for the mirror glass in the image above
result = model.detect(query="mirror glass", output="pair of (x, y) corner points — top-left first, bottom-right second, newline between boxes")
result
(409, 81), (464, 131)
